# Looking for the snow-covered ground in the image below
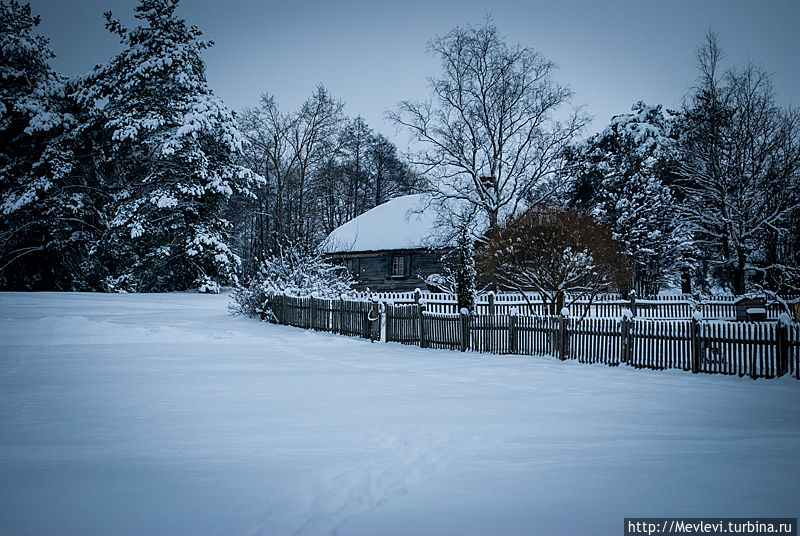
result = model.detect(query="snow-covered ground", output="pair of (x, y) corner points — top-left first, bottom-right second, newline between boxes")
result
(1, 292), (798, 536)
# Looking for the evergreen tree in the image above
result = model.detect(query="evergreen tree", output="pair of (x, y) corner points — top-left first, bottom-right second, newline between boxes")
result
(565, 102), (692, 294)
(0, 1), (92, 289)
(454, 225), (476, 312)
(80, 0), (257, 291)
(423, 225), (475, 310)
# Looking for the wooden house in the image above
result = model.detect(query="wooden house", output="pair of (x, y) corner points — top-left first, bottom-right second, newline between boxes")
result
(322, 194), (450, 291)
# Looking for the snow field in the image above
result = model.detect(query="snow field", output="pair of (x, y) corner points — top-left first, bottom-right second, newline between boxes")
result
(0, 292), (798, 535)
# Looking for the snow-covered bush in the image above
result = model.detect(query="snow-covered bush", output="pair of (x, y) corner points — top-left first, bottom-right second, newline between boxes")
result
(197, 276), (221, 294)
(477, 206), (630, 316)
(230, 244), (355, 319)
(424, 272), (456, 294)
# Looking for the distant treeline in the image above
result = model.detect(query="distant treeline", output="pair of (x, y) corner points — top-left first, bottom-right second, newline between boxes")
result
(1, 2), (797, 295)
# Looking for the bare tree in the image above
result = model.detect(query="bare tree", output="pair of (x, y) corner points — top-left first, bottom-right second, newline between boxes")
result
(679, 32), (800, 294)
(237, 94), (299, 259)
(390, 19), (588, 231)
(234, 87), (416, 279)
(339, 116), (373, 220)
(369, 133), (416, 206)
(292, 85), (345, 243)
(236, 87), (344, 254)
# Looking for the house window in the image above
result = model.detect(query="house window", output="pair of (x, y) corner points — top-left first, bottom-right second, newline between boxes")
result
(392, 255), (405, 277)
(344, 258), (360, 277)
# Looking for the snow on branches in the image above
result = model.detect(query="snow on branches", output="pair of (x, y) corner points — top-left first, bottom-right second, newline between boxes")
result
(678, 33), (800, 295)
(80, 0), (260, 292)
(564, 101), (692, 294)
(0, 1), (88, 290)
(230, 243), (355, 319)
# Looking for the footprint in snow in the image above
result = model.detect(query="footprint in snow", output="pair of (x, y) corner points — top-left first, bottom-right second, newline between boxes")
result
(250, 430), (454, 536)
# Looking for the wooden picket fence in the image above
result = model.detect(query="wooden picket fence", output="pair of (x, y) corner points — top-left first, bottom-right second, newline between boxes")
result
(266, 294), (376, 340)
(261, 293), (800, 381)
(384, 303), (800, 380)
(369, 290), (800, 320)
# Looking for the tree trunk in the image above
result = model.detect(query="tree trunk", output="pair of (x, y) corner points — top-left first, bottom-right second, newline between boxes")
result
(681, 268), (692, 294)
(733, 251), (747, 295)
(488, 208), (498, 233)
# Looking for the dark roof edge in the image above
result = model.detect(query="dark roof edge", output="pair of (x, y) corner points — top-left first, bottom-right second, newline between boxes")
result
(325, 246), (451, 256)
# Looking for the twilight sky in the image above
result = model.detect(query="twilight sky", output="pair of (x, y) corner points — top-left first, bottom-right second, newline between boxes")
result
(30, 0), (800, 148)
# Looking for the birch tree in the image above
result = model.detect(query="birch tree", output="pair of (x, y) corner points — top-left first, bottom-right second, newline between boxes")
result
(390, 19), (587, 231)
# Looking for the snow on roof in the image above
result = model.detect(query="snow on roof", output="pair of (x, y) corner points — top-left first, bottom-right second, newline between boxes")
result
(322, 194), (446, 253)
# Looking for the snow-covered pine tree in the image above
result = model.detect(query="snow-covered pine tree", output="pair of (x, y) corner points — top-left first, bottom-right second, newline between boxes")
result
(565, 102), (692, 295)
(609, 170), (690, 295)
(424, 224), (476, 310)
(79, 0), (257, 292)
(454, 225), (476, 312)
(0, 1), (91, 290)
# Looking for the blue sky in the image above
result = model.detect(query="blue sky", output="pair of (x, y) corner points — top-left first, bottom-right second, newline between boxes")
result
(31, 0), (800, 148)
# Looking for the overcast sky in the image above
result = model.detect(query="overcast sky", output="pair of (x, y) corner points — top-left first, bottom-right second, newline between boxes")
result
(30, 0), (800, 149)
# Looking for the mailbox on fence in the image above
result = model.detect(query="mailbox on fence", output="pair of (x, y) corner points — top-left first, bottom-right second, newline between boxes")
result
(734, 297), (767, 322)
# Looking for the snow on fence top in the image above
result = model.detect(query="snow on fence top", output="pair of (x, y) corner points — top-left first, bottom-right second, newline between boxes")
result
(321, 194), (448, 253)
(345, 290), (799, 321)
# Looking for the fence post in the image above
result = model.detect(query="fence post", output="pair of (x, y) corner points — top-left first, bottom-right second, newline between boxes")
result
(488, 292), (496, 315)
(558, 309), (569, 360)
(776, 316), (789, 377)
(418, 302), (427, 348)
(282, 294), (289, 326)
(309, 297), (316, 330)
(337, 296), (344, 334)
(629, 290), (637, 318)
(690, 316), (701, 374)
(621, 313), (631, 364)
(259, 292), (268, 321)
(796, 325), (800, 381)
(384, 302), (391, 343)
(368, 298), (381, 342)
(509, 309), (518, 354)
(460, 308), (470, 352)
